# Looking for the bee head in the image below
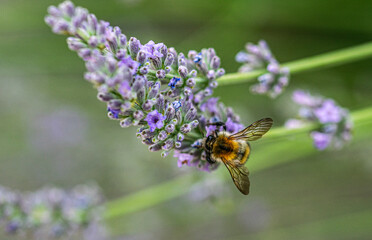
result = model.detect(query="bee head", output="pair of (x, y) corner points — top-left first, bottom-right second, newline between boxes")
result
(202, 134), (216, 151)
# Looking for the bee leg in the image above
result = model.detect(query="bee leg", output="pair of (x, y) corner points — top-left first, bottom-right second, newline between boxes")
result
(206, 155), (216, 164)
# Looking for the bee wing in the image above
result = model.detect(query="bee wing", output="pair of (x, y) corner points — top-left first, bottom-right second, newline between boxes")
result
(223, 160), (250, 195)
(229, 118), (273, 141)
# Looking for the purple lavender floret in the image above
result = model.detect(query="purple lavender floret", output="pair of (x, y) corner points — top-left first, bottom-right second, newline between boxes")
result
(45, 1), (245, 172)
(314, 100), (343, 123)
(145, 110), (166, 132)
(236, 40), (290, 98)
(168, 77), (180, 89)
(286, 90), (352, 150)
(311, 131), (332, 150)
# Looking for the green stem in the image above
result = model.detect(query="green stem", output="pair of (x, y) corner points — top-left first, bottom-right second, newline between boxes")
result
(103, 106), (372, 221)
(218, 41), (372, 85)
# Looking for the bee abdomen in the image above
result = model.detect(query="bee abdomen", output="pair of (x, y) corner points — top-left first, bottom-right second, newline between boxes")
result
(237, 142), (250, 165)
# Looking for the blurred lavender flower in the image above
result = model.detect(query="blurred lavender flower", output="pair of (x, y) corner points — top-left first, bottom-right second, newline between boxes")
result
(45, 1), (244, 172)
(236, 40), (290, 98)
(0, 184), (105, 239)
(285, 90), (352, 150)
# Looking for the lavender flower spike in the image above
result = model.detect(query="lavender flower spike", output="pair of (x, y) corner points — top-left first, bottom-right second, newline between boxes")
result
(0, 184), (105, 239)
(236, 40), (290, 98)
(45, 1), (246, 172)
(285, 90), (352, 150)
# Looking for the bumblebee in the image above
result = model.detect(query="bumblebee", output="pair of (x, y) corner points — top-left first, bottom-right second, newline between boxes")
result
(202, 118), (273, 195)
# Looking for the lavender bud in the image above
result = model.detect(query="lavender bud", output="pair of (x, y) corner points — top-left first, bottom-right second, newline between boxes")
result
(97, 20), (108, 35)
(207, 70), (215, 81)
(142, 99), (155, 111)
(150, 57), (162, 70)
(60, 1), (75, 17)
(180, 124), (192, 134)
(190, 120), (199, 128)
(149, 142), (162, 152)
(67, 37), (86, 51)
(161, 151), (170, 158)
(158, 130), (168, 141)
(177, 133), (184, 141)
(139, 66), (149, 75)
(178, 66), (188, 79)
(267, 62), (280, 74)
(209, 81), (218, 88)
(198, 62), (208, 74)
(217, 68), (225, 77)
(171, 118), (178, 125)
(116, 49), (126, 59)
(107, 56), (117, 73)
(278, 76), (289, 86)
(87, 13), (97, 31)
(189, 69), (197, 77)
(141, 129), (155, 139)
(108, 99), (123, 109)
(113, 26), (121, 37)
(211, 56), (221, 69)
(148, 81), (160, 99)
(175, 110), (182, 123)
(44, 16), (56, 26)
(129, 37), (140, 58)
(97, 92), (114, 102)
(168, 47), (178, 60)
(184, 87), (192, 96)
(137, 51), (147, 65)
(137, 87), (146, 104)
(78, 48), (91, 60)
(258, 73), (274, 84)
(120, 117), (133, 128)
(165, 124), (175, 133)
(84, 72), (105, 84)
(185, 107), (197, 121)
(178, 53), (186, 66)
(165, 66), (171, 73)
(207, 48), (216, 62)
(133, 110), (144, 120)
(156, 70), (166, 79)
(188, 50), (198, 59)
(164, 53), (174, 66)
(160, 44), (168, 59)
(142, 138), (154, 146)
(48, 6), (62, 17)
(155, 94), (165, 112)
(132, 76), (146, 92)
(165, 105), (176, 121)
(162, 139), (174, 150)
(175, 141), (182, 148)
(186, 78), (196, 88)
(203, 88), (213, 96)
(119, 34), (127, 47)
(87, 36), (98, 47)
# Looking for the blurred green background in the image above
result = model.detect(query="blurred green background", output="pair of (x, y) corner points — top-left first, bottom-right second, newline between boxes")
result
(1, 0), (372, 239)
